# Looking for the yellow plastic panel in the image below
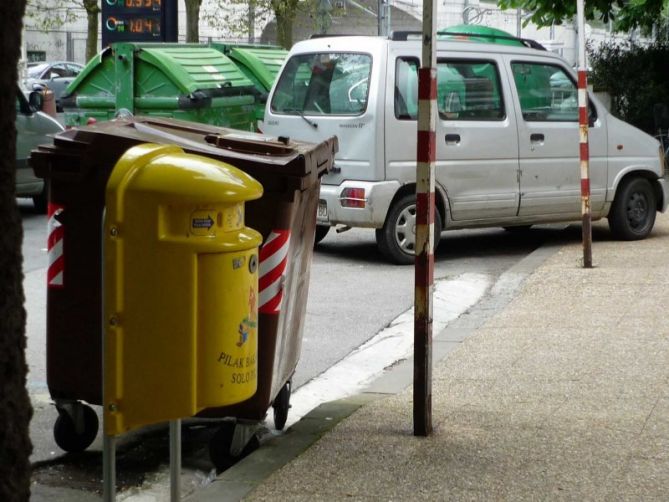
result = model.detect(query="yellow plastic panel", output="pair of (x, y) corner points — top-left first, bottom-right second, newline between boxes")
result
(197, 250), (258, 408)
(104, 143), (262, 436)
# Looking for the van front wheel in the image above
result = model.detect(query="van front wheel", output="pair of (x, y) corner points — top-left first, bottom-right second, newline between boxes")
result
(608, 177), (656, 240)
(376, 194), (442, 265)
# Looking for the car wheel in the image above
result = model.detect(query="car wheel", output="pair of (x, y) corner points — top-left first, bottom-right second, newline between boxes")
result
(314, 225), (330, 246)
(376, 193), (442, 265)
(608, 177), (656, 240)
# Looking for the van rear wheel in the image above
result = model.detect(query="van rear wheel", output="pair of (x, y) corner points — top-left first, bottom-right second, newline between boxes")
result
(608, 177), (656, 240)
(376, 194), (442, 265)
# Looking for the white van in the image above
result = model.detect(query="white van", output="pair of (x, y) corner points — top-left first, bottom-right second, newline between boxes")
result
(262, 34), (668, 264)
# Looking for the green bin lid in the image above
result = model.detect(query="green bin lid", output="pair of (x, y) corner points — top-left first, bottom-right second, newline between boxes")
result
(137, 45), (254, 93)
(438, 25), (526, 47)
(226, 47), (288, 92)
(65, 44), (254, 98)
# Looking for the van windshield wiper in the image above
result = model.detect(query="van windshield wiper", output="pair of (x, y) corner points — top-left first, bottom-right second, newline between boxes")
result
(284, 107), (318, 129)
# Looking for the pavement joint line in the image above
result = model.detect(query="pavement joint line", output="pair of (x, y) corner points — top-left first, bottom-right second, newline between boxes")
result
(190, 241), (561, 502)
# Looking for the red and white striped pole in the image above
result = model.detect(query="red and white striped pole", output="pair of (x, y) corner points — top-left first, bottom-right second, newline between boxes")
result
(414, 0), (437, 437)
(577, 0), (593, 268)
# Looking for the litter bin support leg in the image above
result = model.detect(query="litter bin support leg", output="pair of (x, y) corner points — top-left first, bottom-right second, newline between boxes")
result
(170, 419), (181, 502)
(103, 434), (116, 502)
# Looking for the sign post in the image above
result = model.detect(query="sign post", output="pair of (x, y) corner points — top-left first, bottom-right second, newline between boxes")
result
(414, 0), (437, 437)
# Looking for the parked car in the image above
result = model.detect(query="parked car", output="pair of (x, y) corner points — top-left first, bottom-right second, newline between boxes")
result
(16, 87), (64, 212)
(24, 61), (84, 112)
(262, 32), (669, 264)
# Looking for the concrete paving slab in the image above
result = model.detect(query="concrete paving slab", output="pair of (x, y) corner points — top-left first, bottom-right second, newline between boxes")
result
(195, 214), (669, 502)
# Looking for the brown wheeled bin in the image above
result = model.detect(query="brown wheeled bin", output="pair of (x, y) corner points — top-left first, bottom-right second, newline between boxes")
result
(31, 117), (336, 462)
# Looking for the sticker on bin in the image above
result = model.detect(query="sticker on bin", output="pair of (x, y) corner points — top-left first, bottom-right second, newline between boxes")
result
(47, 203), (65, 288)
(202, 65), (225, 81)
(259, 230), (290, 315)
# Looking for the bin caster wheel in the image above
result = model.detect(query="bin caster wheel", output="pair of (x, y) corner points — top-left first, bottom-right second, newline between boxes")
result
(273, 380), (291, 431)
(53, 404), (99, 453)
(209, 422), (259, 472)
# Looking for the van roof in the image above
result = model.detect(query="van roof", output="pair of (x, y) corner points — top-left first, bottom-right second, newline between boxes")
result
(289, 35), (558, 60)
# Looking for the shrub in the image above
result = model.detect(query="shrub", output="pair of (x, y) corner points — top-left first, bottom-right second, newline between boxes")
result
(588, 39), (669, 134)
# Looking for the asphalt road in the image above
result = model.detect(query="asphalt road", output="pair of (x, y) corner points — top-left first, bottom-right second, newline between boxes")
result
(18, 197), (568, 498)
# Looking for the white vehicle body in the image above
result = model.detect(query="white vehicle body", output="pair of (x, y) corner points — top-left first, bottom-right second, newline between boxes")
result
(262, 35), (668, 263)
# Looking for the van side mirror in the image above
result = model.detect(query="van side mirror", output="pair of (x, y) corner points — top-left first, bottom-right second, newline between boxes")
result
(28, 90), (44, 112)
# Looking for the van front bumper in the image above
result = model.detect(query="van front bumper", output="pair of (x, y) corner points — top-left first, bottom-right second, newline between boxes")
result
(317, 180), (401, 229)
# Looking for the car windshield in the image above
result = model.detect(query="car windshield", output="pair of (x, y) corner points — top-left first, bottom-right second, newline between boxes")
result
(27, 63), (49, 77)
(271, 52), (372, 116)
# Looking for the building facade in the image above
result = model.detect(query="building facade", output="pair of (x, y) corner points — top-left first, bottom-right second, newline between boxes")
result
(22, 0), (632, 67)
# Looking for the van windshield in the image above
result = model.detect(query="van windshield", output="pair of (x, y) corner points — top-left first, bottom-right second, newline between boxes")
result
(271, 52), (372, 116)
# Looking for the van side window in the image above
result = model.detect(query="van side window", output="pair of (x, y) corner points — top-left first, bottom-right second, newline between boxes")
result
(511, 63), (579, 122)
(394, 58), (505, 121)
(437, 60), (505, 120)
(271, 52), (372, 116)
(395, 57), (419, 120)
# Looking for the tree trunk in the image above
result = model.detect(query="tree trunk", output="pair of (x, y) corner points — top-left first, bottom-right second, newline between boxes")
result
(275, 11), (293, 49)
(185, 0), (203, 43)
(83, 0), (100, 62)
(273, 0), (299, 49)
(0, 1), (34, 501)
(247, 0), (257, 43)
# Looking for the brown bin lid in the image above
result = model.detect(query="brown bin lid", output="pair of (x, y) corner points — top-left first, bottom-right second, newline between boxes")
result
(32, 117), (337, 192)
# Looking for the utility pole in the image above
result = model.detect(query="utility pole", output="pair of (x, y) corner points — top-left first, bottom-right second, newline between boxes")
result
(576, 0), (593, 268)
(414, 0), (437, 437)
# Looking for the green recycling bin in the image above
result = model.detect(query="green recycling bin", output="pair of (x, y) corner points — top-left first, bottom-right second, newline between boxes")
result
(62, 43), (257, 131)
(210, 43), (288, 123)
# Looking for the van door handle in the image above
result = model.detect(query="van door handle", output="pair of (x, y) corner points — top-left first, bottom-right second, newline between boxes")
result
(530, 133), (545, 143)
(445, 134), (461, 145)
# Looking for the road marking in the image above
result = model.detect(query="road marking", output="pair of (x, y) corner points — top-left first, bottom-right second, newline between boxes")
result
(283, 272), (491, 429)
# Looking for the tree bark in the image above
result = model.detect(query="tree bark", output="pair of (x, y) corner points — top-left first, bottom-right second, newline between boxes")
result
(247, 0), (257, 43)
(83, 0), (100, 61)
(185, 0), (203, 43)
(0, 1), (34, 501)
(272, 0), (299, 49)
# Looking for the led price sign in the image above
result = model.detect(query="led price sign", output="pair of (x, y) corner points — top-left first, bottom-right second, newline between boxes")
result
(102, 0), (176, 46)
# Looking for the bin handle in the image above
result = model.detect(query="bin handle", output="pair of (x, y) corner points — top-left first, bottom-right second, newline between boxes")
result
(204, 134), (295, 156)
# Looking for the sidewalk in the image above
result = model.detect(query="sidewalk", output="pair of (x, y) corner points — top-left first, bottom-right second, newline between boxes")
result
(199, 214), (669, 501)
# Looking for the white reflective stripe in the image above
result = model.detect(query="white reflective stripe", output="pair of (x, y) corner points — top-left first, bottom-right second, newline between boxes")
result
(49, 271), (63, 286)
(578, 88), (587, 103)
(48, 213), (62, 233)
(259, 278), (282, 306)
(48, 239), (63, 267)
(259, 243), (288, 277)
(263, 231), (281, 247)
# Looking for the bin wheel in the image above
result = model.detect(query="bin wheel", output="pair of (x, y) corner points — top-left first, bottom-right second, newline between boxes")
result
(209, 422), (259, 472)
(273, 380), (291, 431)
(53, 404), (99, 453)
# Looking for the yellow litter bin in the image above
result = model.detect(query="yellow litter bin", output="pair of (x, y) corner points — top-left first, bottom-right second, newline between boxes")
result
(103, 143), (263, 436)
